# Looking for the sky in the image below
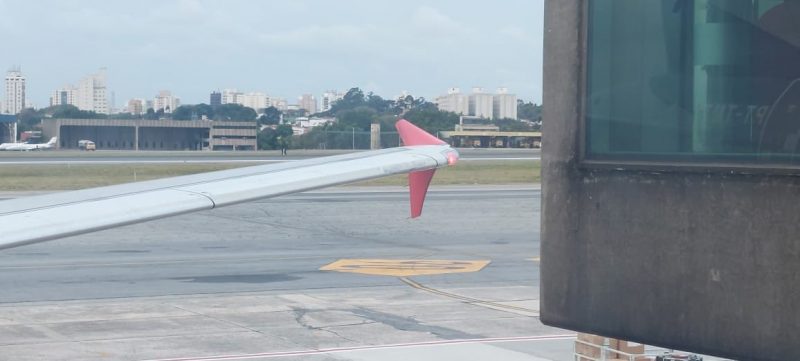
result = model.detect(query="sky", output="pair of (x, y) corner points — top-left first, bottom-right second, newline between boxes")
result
(0, 0), (544, 108)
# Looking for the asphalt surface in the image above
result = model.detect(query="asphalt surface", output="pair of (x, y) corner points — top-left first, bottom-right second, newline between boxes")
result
(0, 186), (722, 361)
(0, 186), (571, 361)
(0, 148), (540, 164)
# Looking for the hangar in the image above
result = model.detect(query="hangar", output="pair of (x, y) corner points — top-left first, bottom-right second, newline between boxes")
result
(42, 118), (257, 151)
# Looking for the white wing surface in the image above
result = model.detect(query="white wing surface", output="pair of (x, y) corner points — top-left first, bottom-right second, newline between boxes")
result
(0, 120), (459, 250)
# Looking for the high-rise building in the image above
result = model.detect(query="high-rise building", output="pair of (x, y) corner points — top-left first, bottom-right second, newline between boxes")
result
(272, 98), (288, 111)
(221, 89), (242, 105)
(434, 87), (470, 115)
(50, 87), (75, 107)
(321, 90), (344, 112)
(299, 94), (317, 114)
(210, 91), (222, 106)
(127, 98), (145, 115)
(4, 68), (26, 115)
(154, 90), (180, 113)
(240, 92), (270, 112)
(76, 68), (108, 114)
(51, 68), (109, 114)
(492, 88), (518, 120)
(468, 87), (494, 119)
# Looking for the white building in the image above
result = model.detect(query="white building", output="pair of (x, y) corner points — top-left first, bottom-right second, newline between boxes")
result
(127, 98), (145, 115)
(50, 68), (109, 114)
(321, 90), (344, 112)
(492, 88), (518, 120)
(76, 68), (109, 114)
(154, 90), (180, 113)
(272, 98), (288, 111)
(221, 89), (242, 105)
(468, 87), (494, 119)
(299, 94), (317, 114)
(50, 87), (76, 107)
(4, 68), (26, 115)
(240, 92), (270, 112)
(434, 87), (470, 115)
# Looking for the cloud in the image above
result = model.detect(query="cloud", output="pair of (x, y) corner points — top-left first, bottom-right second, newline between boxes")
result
(411, 6), (470, 36)
(258, 25), (371, 50)
(499, 25), (527, 41)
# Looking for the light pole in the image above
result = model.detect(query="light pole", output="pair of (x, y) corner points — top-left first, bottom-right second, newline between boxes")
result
(352, 127), (355, 150)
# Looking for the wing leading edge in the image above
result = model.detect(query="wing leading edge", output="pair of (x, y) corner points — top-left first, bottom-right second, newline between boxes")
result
(0, 120), (458, 250)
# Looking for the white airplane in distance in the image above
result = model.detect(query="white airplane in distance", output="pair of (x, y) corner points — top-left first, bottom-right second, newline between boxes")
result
(0, 120), (459, 250)
(0, 137), (58, 151)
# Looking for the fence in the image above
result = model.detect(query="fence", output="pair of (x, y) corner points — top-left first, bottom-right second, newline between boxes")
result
(292, 130), (402, 150)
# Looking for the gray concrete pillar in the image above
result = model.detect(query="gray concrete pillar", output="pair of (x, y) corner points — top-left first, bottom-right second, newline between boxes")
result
(370, 123), (380, 150)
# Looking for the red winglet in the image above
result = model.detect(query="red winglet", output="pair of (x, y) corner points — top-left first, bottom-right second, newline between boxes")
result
(395, 120), (445, 218)
(396, 119), (446, 146)
(409, 169), (436, 218)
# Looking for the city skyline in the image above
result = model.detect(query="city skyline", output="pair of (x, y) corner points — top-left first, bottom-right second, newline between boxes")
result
(0, 0), (544, 108)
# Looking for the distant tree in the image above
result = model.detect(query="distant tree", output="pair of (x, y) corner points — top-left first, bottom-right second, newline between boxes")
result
(172, 104), (215, 121)
(494, 118), (536, 131)
(336, 106), (378, 131)
(257, 127), (278, 150)
(258, 106), (282, 126)
(50, 104), (103, 119)
(517, 100), (542, 122)
(366, 92), (393, 114)
(144, 108), (158, 120)
(109, 112), (140, 120)
(402, 107), (460, 135)
(171, 105), (194, 121)
(16, 108), (42, 132)
(257, 124), (293, 150)
(213, 103), (256, 121)
(326, 88), (366, 115)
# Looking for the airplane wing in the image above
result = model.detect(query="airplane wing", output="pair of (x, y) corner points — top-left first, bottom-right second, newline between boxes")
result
(0, 120), (459, 250)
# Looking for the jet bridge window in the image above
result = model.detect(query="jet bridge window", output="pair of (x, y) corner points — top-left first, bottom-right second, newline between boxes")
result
(586, 0), (800, 164)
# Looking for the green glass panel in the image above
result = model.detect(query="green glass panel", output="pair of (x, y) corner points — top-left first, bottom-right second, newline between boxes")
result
(586, 0), (800, 163)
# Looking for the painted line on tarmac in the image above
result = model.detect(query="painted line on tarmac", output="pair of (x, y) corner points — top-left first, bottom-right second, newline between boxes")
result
(140, 334), (576, 361)
(319, 259), (490, 277)
(400, 277), (539, 316)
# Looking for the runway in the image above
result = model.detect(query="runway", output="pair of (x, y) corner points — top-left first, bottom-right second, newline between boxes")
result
(0, 186), (573, 360)
(0, 148), (540, 164)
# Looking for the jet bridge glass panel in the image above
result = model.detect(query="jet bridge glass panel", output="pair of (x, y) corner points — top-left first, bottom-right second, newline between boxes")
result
(586, 0), (800, 164)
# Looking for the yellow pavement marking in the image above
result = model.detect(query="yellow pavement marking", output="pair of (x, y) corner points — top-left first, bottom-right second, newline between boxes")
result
(320, 259), (491, 277)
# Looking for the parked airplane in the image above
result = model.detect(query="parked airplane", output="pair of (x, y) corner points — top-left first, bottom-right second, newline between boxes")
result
(0, 137), (57, 151)
(0, 120), (459, 250)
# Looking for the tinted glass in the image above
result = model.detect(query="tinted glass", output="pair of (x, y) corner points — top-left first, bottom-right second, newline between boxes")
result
(587, 0), (800, 163)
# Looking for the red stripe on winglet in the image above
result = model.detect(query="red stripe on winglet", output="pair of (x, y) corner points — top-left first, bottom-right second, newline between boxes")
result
(409, 169), (436, 218)
(396, 119), (446, 146)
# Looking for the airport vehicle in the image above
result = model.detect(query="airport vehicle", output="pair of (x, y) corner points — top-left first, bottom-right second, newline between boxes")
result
(0, 120), (458, 250)
(0, 137), (57, 151)
(78, 139), (96, 151)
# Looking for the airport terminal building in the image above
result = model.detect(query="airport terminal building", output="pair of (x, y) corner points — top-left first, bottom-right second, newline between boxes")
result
(42, 118), (257, 151)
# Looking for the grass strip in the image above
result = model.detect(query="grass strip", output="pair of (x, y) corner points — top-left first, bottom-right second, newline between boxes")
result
(0, 160), (540, 191)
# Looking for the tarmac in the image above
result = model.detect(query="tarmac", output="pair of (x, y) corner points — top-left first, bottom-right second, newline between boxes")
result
(0, 186), (573, 360)
(0, 186), (726, 360)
